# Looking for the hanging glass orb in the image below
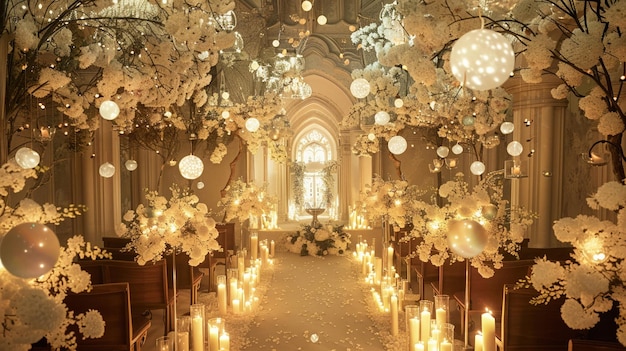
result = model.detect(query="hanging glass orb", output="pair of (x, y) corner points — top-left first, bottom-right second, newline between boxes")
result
(0, 223), (60, 279)
(245, 117), (260, 132)
(179, 155), (204, 180)
(447, 219), (488, 258)
(367, 133), (376, 141)
(388, 135), (407, 155)
(301, 0), (312, 11)
(216, 10), (237, 32)
(394, 98), (404, 108)
(450, 29), (515, 91)
(99, 162), (115, 178)
(317, 15), (327, 25)
(500, 121), (515, 134)
(436, 146), (450, 158)
(507, 141), (523, 156)
(15, 147), (40, 169)
(350, 78), (371, 99)
(374, 111), (390, 125)
(197, 181), (205, 190)
(99, 100), (120, 120)
(470, 161), (486, 175)
(462, 115), (475, 126)
(452, 143), (464, 155)
(125, 159), (138, 171)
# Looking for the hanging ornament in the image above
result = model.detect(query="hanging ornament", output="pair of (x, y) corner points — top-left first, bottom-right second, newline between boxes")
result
(450, 29), (515, 91)
(99, 100), (120, 120)
(350, 78), (371, 99)
(99, 162), (116, 178)
(481, 204), (498, 220)
(506, 141), (523, 156)
(500, 121), (514, 134)
(317, 15), (328, 25)
(447, 219), (488, 258)
(388, 135), (407, 155)
(124, 159), (138, 171)
(15, 147), (40, 169)
(197, 181), (205, 190)
(301, 0), (312, 11)
(436, 146), (450, 158)
(470, 161), (486, 175)
(0, 223), (60, 279)
(179, 155), (204, 180)
(374, 111), (390, 125)
(452, 143), (464, 155)
(394, 98), (404, 108)
(245, 118), (260, 132)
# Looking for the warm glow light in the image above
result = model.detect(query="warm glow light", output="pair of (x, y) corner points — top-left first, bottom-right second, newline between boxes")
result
(178, 155), (204, 180)
(350, 78), (371, 98)
(15, 147), (40, 169)
(470, 161), (486, 175)
(374, 111), (390, 125)
(245, 117), (260, 132)
(99, 100), (120, 120)
(317, 15), (327, 25)
(301, 0), (312, 11)
(124, 159), (138, 171)
(99, 162), (115, 178)
(388, 135), (407, 155)
(507, 141), (523, 156)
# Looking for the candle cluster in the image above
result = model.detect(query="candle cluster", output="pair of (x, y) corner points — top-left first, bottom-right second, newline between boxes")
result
(346, 205), (370, 229)
(182, 307), (231, 351)
(405, 298), (454, 351)
(474, 310), (496, 351)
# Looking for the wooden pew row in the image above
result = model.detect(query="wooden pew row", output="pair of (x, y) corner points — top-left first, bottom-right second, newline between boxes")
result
(568, 339), (626, 351)
(79, 259), (175, 336)
(197, 223), (236, 292)
(63, 282), (152, 351)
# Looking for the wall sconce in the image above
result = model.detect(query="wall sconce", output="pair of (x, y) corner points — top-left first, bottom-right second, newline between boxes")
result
(581, 140), (626, 166)
(504, 159), (528, 179)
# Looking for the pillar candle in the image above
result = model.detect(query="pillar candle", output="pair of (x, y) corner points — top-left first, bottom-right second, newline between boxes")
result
(420, 309), (431, 345)
(208, 325), (219, 351)
(250, 233), (258, 260)
(191, 316), (204, 351)
(428, 338), (437, 351)
(390, 294), (399, 336)
(386, 246), (394, 276)
(409, 317), (420, 349)
(440, 339), (452, 351)
(270, 240), (275, 257)
(237, 253), (245, 281)
(481, 311), (496, 351)
(219, 333), (230, 351)
(229, 278), (238, 307)
(217, 281), (227, 315)
(243, 272), (251, 301)
(415, 342), (425, 351)
(436, 307), (447, 326)
(232, 299), (241, 314)
(177, 331), (190, 351)
(475, 333), (483, 351)
(374, 257), (382, 284)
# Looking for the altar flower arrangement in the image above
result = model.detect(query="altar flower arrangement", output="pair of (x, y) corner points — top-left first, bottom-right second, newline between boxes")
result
(117, 184), (220, 266)
(408, 173), (534, 277)
(285, 223), (351, 257)
(521, 181), (626, 345)
(0, 160), (110, 351)
(218, 179), (277, 224)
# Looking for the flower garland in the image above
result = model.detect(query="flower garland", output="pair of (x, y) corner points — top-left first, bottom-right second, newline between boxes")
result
(0, 160), (110, 351)
(117, 184), (221, 266)
(521, 181), (626, 345)
(285, 224), (351, 257)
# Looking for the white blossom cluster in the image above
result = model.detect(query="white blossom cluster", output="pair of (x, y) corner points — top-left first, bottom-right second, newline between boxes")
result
(117, 184), (221, 266)
(525, 181), (626, 344)
(218, 179), (277, 224)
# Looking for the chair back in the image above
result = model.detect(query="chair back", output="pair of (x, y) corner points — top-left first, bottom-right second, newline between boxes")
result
(103, 259), (170, 310)
(64, 283), (133, 351)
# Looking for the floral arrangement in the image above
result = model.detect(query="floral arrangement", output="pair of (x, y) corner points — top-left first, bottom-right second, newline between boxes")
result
(521, 181), (626, 344)
(117, 184), (221, 266)
(218, 179), (277, 224)
(285, 223), (351, 257)
(0, 160), (110, 351)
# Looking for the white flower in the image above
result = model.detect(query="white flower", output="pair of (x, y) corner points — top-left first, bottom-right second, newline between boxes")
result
(530, 258), (564, 290)
(560, 298), (600, 329)
(563, 265), (609, 301)
(597, 112), (625, 136)
(77, 310), (105, 339)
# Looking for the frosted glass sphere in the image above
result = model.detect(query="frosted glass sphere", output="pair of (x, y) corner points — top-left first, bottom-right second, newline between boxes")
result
(272, 39), (280, 47)
(0, 223), (60, 279)
(99, 100), (120, 120)
(317, 15), (327, 25)
(15, 147), (40, 169)
(197, 181), (205, 190)
(245, 117), (260, 132)
(500, 121), (515, 134)
(388, 135), (407, 155)
(447, 219), (488, 258)
(367, 133), (376, 141)
(374, 111), (390, 125)
(394, 98), (404, 108)
(179, 155), (204, 180)
(470, 161), (486, 175)
(452, 143), (464, 155)
(301, 0), (312, 11)
(436, 146), (450, 158)
(450, 29), (515, 91)
(125, 159), (138, 171)
(507, 141), (523, 156)
(99, 162), (116, 178)
(350, 78), (371, 99)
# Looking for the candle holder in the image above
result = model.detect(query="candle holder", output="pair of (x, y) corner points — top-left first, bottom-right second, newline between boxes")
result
(156, 335), (173, 351)
(405, 305), (420, 351)
(504, 159), (528, 179)
(217, 275), (228, 315)
(207, 317), (224, 351)
(176, 316), (191, 351)
(189, 304), (205, 351)
(434, 294), (450, 327)
(440, 323), (455, 350)
(418, 300), (434, 344)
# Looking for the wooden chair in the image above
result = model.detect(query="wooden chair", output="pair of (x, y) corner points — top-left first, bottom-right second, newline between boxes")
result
(518, 246), (573, 261)
(430, 260), (465, 296)
(199, 223), (235, 292)
(165, 252), (204, 304)
(498, 284), (580, 350)
(102, 237), (132, 249)
(63, 282), (151, 351)
(568, 339), (626, 351)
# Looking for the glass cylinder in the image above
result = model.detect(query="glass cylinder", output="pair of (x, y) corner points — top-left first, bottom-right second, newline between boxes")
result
(237, 250), (246, 281)
(176, 316), (191, 351)
(189, 304), (205, 351)
(440, 322), (455, 347)
(434, 294), (450, 327)
(418, 300), (433, 344)
(217, 275), (227, 315)
(207, 317), (224, 351)
(156, 336), (171, 351)
(405, 304), (420, 351)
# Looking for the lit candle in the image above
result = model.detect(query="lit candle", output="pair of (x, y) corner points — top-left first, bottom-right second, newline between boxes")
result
(390, 294), (399, 336)
(409, 317), (420, 349)
(440, 339), (452, 351)
(420, 308), (431, 344)
(209, 324), (219, 351)
(415, 342), (425, 351)
(374, 257), (382, 284)
(217, 281), (227, 315)
(232, 299), (241, 314)
(475, 333), (483, 351)
(250, 232), (258, 260)
(436, 307), (447, 327)
(191, 316), (204, 351)
(270, 240), (275, 257)
(243, 272), (251, 302)
(511, 165), (521, 176)
(229, 277), (238, 307)
(482, 311), (496, 351)
(387, 246), (394, 275)
(428, 338), (437, 351)
(219, 332), (230, 351)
